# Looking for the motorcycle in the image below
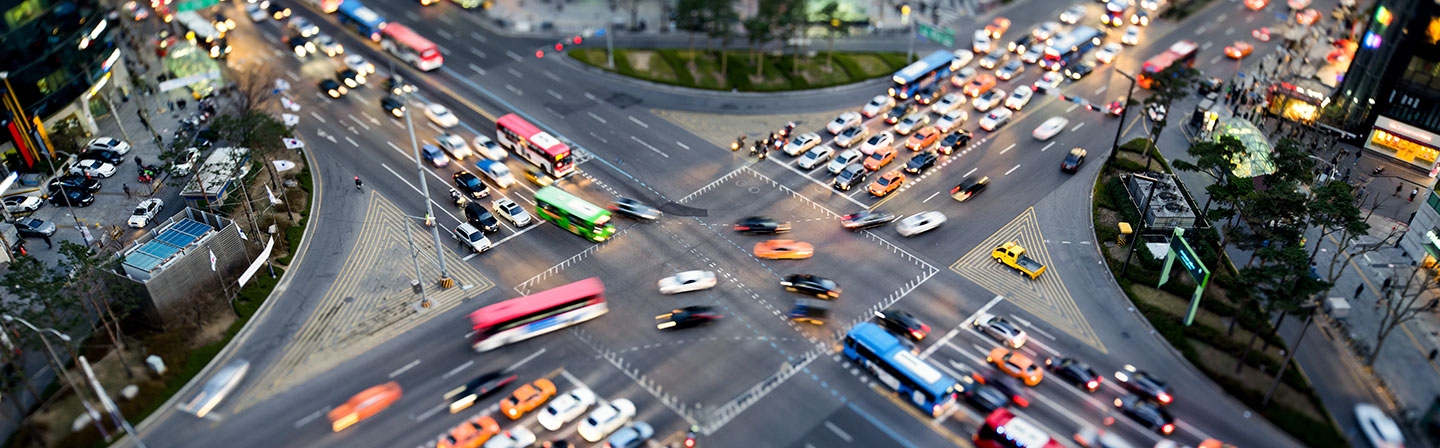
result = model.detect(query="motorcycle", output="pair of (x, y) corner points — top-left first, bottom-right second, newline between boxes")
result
(731, 135), (745, 151)
(685, 426), (699, 447)
(1373, 166), (1385, 176)
(450, 189), (467, 206)
(757, 147), (768, 160)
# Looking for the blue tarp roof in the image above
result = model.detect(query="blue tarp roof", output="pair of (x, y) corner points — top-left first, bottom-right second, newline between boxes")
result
(123, 219), (214, 272)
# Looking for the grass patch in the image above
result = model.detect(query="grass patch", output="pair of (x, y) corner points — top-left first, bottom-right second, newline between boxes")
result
(622, 50), (677, 82)
(569, 48), (908, 92)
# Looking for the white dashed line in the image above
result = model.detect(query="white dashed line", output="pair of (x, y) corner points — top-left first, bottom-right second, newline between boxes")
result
(309, 112), (326, 123)
(676, 141), (690, 150)
(1000, 143), (1015, 154)
(628, 116), (650, 128)
(1071, 122), (1086, 132)
(388, 360), (421, 378)
(630, 136), (669, 158)
(471, 32), (487, 42)
(506, 50), (524, 62)
(443, 360), (474, 379)
(1066, 104), (1080, 112)
(468, 64), (487, 75)
(1004, 164), (1020, 175)
(507, 68), (523, 78)
(1041, 142), (1055, 151)
(1093, 86), (1107, 95)
(505, 84), (523, 95)
(436, 29), (453, 40)
(963, 167), (977, 177)
(1200, 41), (1214, 51)
(547, 89), (563, 99)
(345, 137), (358, 147)
(543, 70), (562, 82)
(922, 191), (940, 203)
(587, 112), (607, 123)
(469, 47), (486, 58)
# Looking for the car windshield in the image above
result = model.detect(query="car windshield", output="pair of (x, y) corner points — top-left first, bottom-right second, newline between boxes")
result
(463, 177), (482, 188)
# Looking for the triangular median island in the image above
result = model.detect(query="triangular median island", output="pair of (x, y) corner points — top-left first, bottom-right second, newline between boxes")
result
(951, 208), (1106, 353)
(233, 193), (494, 412)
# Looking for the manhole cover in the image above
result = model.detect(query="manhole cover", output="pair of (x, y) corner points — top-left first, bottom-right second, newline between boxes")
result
(749, 187), (761, 193)
(344, 297), (354, 303)
(736, 180), (746, 186)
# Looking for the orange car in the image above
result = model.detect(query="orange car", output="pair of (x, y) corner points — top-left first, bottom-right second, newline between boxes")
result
(905, 128), (940, 151)
(499, 378), (557, 420)
(329, 381), (403, 432)
(754, 240), (814, 260)
(963, 74), (998, 97)
(987, 347), (1044, 386)
(436, 415), (500, 448)
(985, 17), (1011, 39)
(868, 170), (906, 197)
(1224, 41), (1253, 59)
(863, 146), (897, 171)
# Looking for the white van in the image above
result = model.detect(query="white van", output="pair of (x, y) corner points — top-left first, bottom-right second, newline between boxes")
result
(475, 159), (517, 188)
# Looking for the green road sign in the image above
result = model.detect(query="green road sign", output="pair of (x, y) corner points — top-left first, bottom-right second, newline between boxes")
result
(175, 0), (219, 13)
(917, 24), (956, 48)
(1158, 228), (1212, 326)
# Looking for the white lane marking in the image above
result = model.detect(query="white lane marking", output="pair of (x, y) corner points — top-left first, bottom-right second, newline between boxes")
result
(286, 70), (300, 81)
(345, 136), (359, 147)
(922, 191), (940, 203)
(309, 112), (326, 123)
(439, 15), (456, 25)
(389, 360), (421, 378)
(470, 47), (487, 58)
(437, 47), (451, 57)
(414, 403), (447, 422)
(462, 252), (478, 261)
(628, 116), (650, 128)
(630, 136), (669, 158)
(505, 84), (523, 95)
(547, 89), (564, 100)
(443, 360), (475, 379)
(293, 408), (328, 428)
(543, 70), (562, 82)
(1224, 26), (1235, 35)
(676, 141), (690, 150)
(1093, 86), (1107, 95)
(919, 328), (962, 359)
(1071, 122), (1086, 132)
(1008, 314), (1058, 342)
(1215, 14), (1227, 22)
(1004, 164), (1020, 175)
(1066, 103), (1080, 112)
(361, 112), (379, 124)
(471, 32), (487, 42)
(824, 421), (853, 442)
(963, 167), (977, 177)
(507, 68), (523, 78)
(1000, 143), (1016, 154)
(1195, 25), (1208, 34)
(469, 63), (487, 75)
(506, 50), (524, 62)
(347, 114), (371, 130)
(587, 112), (607, 124)
(588, 132), (609, 144)
(584, 92), (599, 102)
(1200, 41), (1214, 51)
(437, 29), (453, 40)
(1041, 142), (1056, 152)
(506, 348), (547, 372)
(1209, 55), (1223, 65)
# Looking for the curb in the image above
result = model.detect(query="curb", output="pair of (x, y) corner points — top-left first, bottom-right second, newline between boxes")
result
(555, 50), (893, 103)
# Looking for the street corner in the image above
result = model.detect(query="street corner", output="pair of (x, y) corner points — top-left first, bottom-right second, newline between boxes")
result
(950, 207), (1105, 352)
(650, 108), (856, 150)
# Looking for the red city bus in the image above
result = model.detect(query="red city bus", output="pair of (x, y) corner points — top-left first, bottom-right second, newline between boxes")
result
(496, 113), (576, 178)
(380, 23), (443, 71)
(469, 278), (607, 352)
(1138, 40), (1199, 89)
(319, 0), (344, 13)
(974, 409), (1065, 448)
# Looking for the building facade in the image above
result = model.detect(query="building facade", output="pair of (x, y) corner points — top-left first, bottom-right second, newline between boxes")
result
(1333, 0), (1440, 173)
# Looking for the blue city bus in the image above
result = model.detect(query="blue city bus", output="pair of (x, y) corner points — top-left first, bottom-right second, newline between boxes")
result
(889, 50), (956, 100)
(336, 0), (388, 42)
(843, 322), (959, 416)
(1040, 26), (1104, 71)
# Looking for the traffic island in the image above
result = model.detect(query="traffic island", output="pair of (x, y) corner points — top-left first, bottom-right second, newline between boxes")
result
(1090, 139), (1346, 447)
(569, 48), (909, 92)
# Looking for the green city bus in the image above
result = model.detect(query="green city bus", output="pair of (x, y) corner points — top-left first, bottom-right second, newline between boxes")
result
(534, 186), (617, 242)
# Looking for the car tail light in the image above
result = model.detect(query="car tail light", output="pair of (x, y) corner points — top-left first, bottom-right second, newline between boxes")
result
(911, 330), (925, 340)
(734, 226), (748, 231)
(1157, 392), (1172, 404)
(1086, 380), (1099, 391)
(1012, 395), (1029, 408)
(1162, 423), (1174, 434)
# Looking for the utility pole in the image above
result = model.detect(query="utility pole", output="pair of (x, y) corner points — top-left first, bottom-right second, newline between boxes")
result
(78, 356), (145, 448)
(903, 5), (916, 62)
(1109, 70), (1139, 164)
(397, 81), (450, 306)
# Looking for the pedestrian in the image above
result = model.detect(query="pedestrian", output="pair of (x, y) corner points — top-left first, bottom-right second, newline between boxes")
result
(1382, 276), (1392, 292)
(1411, 188), (1420, 202)
(1430, 348), (1438, 360)
(134, 156), (142, 166)
(1355, 284), (1365, 299)
(1396, 184), (1403, 196)
(41, 235), (51, 249)
(123, 183), (131, 198)
(1356, 150), (1363, 161)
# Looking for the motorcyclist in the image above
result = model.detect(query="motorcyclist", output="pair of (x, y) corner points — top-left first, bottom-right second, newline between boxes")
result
(355, 176), (363, 190)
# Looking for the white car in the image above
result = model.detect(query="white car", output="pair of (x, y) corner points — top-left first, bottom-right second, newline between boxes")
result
(87, 137), (131, 155)
(973, 89), (1006, 112)
(170, 147), (201, 176)
(4, 196), (42, 214)
(935, 110), (968, 133)
(482, 426), (537, 448)
(578, 398), (636, 442)
(859, 132), (894, 155)
(246, 4), (267, 22)
(973, 312), (1028, 348)
(1033, 21), (1062, 41)
(435, 133), (473, 160)
(472, 136), (507, 160)
(1033, 116), (1071, 141)
(127, 198), (164, 228)
(315, 34), (343, 57)
(343, 55), (375, 75)
(897, 211), (946, 237)
(950, 66), (979, 88)
(783, 133), (822, 156)
(797, 145), (835, 170)
(827, 112), (862, 134)
(1355, 404), (1404, 448)
(1096, 43), (1122, 64)
(658, 270), (718, 294)
(1034, 71), (1064, 93)
(288, 16), (318, 37)
(1059, 4), (1087, 24)
(537, 388), (597, 431)
(1121, 26), (1141, 45)
(1005, 86), (1034, 110)
(833, 125), (868, 148)
(454, 223), (493, 253)
(978, 109), (1014, 131)
(493, 198), (532, 227)
(424, 104), (459, 128)
(1020, 48), (1044, 65)
(861, 95), (894, 118)
(894, 113), (930, 135)
(1141, 0), (1161, 10)
(952, 49), (975, 68)
(931, 93), (964, 114)
(828, 149), (864, 174)
(973, 30), (993, 53)
(71, 159), (116, 178)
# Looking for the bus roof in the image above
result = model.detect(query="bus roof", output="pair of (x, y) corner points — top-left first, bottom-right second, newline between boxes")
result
(1142, 40), (1199, 73)
(848, 323), (955, 391)
(535, 186), (609, 220)
(337, 1), (386, 27)
(1047, 26), (1101, 54)
(381, 22), (437, 47)
(893, 50), (956, 84)
(174, 11), (220, 40)
(984, 409), (1055, 448)
(469, 277), (604, 329)
(496, 114), (568, 155)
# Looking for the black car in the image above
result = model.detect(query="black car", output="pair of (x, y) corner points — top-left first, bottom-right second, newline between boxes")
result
(1061, 147), (1088, 173)
(80, 149), (124, 166)
(963, 381), (1010, 413)
(840, 210), (896, 230)
(384, 77), (417, 96)
(780, 274), (841, 299)
(284, 34), (313, 56)
(655, 306), (722, 330)
(381, 96), (406, 119)
(1007, 35), (1033, 54)
(464, 203), (500, 233)
(1064, 60), (1096, 80)
(733, 216), (790, 234)
(453, 172), (490, 199)
(939, 130), (972, 155)
(337, 68), (366, 89)
(444, 371), (517, 413)
(833, 163), (869, 191)
(1114, 394), (1176, 435)
(904, 152), (938, 174)
(1045, 357), (1102, 392)
(884, 104), (918, 124)
(788, 298), (832, 325)
(875, 309), (930, 341)
(609, 197), (660, 220)
(975, 371), (1030, 408)
(1198, 76), (1224, 95)
(319, 79), (347, 98)
(48, 189), (95, 207)
(1115, 366), (1173, 404)
(915, 86), (942, 105)
(49, 175), (102, 192)
(950, 176), (990, 202)
(266, 2), (291, 20)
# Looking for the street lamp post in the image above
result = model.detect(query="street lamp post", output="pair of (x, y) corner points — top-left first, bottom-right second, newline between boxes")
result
(394, 72), (451, 308)
(1109, 70), (1139, 164)
(1263, 302), (1319, 406)
(77, 355), (145, 448)
(0, 315), (108, 439)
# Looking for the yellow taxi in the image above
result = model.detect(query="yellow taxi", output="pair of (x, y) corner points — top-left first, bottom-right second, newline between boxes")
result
(987, 347), (1044, 386)
(868, 170), (906, 197)
(499, 378), (557, 420)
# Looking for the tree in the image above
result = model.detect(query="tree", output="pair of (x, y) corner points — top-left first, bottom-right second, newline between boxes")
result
(704, 0), (739, 77)
(1267, 138), (1316, 186)
(1367, 265), (1440, 366)
(1172, 136), (1252, 259)
(228, 65), (281, 119)
(2, 255), (76, 343)
(45, 120), (89, 159)
(56, 241), (136, 377)
(817, 1), (849, 72)
(1304, 180), (1369, 263)
(744, 2), (779, 77)
(774, 0), (809, 76)
(676, 0), (709, 68)
(1234, 241), (1328, 372)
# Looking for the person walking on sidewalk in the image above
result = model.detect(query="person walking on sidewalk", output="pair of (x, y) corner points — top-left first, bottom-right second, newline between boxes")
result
(1355, 284), (1365, 299)
(1397, 184), (1404, 196)
(41, 235), (51, 249)
(1411, 188), (1420, 202)
(123, 184), (131, 198)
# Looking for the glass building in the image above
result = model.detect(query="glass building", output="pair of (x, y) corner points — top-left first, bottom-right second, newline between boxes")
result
(1333, 0), (1440, 173)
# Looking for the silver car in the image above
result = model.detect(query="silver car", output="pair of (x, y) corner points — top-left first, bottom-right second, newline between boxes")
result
(658, 270), (717, 294)
(828, 149), (863, 174)
(797, 145), (835, 170)
(492, 198), (532, 227)
(833, 126), (868, 148)
(894, 114), (931, 135)
(784, 133), (822, 156)
(973, 312), (1028, 348)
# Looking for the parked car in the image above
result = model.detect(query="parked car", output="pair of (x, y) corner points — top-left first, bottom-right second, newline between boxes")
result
(3, 196), (42, 214)
(12, 217), (55, 237)
(86, 137), (131, 155)
(127, 198), (165, 228)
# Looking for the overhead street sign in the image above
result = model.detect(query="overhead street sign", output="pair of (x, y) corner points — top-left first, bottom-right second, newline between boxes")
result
(917, 24), (956, 48)
(175, 0), (219, 13)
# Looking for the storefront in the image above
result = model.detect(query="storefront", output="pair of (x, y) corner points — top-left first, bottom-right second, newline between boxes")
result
(1364, 115), (1440, 172)
(1265, 82), (1329, 123)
